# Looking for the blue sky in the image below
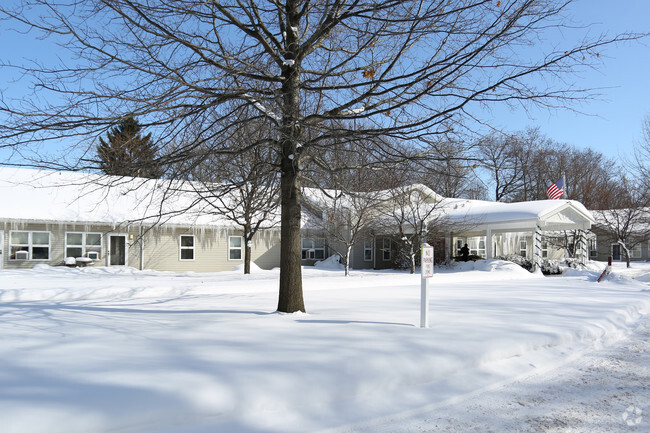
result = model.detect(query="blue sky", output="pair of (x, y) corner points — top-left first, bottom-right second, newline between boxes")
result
(0, 0), (649, 164)
(483, 0), (650, 161)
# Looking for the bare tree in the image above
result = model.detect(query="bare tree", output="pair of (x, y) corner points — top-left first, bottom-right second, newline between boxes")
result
(0, 1), (637, 312)
(309, 188), (381, 276)
(478, 133), (526, 201)
(633, 115), (650, 198)
(193, 148), (280, 274)
(592, 179), (650, 268)
(380, 185), (446, 274)
(167, 109), (281, 275)
(415, 138), (484, 199)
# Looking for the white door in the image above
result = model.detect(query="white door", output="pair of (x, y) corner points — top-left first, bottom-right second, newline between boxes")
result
(0, 231), (4, 270)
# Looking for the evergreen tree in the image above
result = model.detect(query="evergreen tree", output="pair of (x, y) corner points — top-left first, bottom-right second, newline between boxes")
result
(96, 116), (162, 178)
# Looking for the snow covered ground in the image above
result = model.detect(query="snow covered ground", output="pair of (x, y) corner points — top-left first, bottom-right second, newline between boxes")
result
(0, 260), (648, 433)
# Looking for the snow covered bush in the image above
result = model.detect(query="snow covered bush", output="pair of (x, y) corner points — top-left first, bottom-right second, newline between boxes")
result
(497, 255), (533, 272)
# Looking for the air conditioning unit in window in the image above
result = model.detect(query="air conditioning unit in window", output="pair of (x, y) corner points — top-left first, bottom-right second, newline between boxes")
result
(15, 250), (29, 260)
(87, 251), (100, 260)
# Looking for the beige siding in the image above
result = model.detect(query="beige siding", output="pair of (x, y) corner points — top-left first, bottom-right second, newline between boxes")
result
(141, 227), (281, 272)
(1, 222), (280, 272)
(1, 222), (142, 269)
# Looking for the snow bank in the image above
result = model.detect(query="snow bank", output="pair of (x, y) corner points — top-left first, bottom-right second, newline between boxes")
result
(231, 262), (264, 273)
(313, 254), (344, 270)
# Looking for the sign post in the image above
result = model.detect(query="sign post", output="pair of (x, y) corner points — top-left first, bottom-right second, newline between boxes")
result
(420, 243), (434, 328)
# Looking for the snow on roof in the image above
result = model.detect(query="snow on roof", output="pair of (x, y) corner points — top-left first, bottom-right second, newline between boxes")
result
(0, 167), (594, 233)
(442, 198), (595, 231)
(0, 167), (257, 228)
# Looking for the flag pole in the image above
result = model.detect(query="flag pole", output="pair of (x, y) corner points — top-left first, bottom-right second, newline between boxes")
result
(562, 173), (567, 199)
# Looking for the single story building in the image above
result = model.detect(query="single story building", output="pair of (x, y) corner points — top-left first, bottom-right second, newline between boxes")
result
(1, 168), (599, 273)
(301, 184), (597, 272)
(0, 168), (281, 271)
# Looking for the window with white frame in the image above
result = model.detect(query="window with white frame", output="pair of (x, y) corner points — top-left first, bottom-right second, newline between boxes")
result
(179, 235), (195, 261)
(10, 231), (50, 260)
(468, 237), (486, 258)
(65, 232), (102, 259)
(519, 240), (528, 257)
(229, 236), (243, 260)
(363, 239), (373, 261)
(631, 243), (642, 259)
(541, 240), (548, 258)
(382, 238), (391, 261)
(301, 238), (325, 260)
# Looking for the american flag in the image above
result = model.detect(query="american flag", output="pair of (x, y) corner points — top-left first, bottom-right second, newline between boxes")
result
(546, 177), (564, 200)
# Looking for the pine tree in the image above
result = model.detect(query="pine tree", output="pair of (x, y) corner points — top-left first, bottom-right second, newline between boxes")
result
(96, 116), (162, 178)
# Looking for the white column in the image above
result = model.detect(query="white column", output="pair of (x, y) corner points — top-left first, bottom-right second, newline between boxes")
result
(576, 230), (587, 265)
(533, 225), (543, 272)
(486, 228), (492, 260)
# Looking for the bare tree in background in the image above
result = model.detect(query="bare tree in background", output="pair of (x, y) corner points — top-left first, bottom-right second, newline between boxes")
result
(633, 115), (650, 198)
(380, 185), (446, 274)
(311, 188), (381, 276)
(478, 133), (526, 201)
(592, 179), (650, 268)
(168, 109), (281, 275)
(0, 0), (636, 312)
(414, 138), (484, 199)
(192, 147), (280, 275)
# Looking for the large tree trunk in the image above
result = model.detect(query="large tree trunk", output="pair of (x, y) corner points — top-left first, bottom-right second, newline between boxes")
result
(277, 164), (305, 312)
(277, 16), (305, 312)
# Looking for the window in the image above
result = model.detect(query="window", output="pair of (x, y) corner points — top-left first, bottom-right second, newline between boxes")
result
(541, 240), (548, 258)
(10, 231), (50, 261)
(301, 238), (325, 260)
(519, 240), (528, 257)
(65, 232), (102, 259)
(631, 244), (642, 259)
(589, 239), (598, 257)
(180, 235), (195, 261)
(382, 238), (391, 261)
(363, 239), (373, 261)
(468, 237), (486, 258)
(229, 236), (243, 260)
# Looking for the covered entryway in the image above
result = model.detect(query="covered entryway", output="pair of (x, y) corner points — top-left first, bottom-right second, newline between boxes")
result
(108, 235), (128, 266)
(443, 199), (595, 271)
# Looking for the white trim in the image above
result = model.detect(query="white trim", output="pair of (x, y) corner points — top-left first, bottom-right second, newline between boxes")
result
(0, 231), (3, 270)
(363, 239), (373, 261)
(65, 232), (103, 260)
(9, 230), (51, 261)
(179, 234), (195, 261)
(519, 239), (528, 258)
(228, 235), (243, 261)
